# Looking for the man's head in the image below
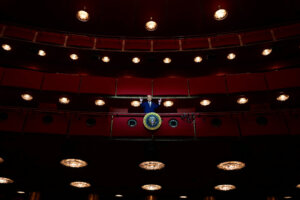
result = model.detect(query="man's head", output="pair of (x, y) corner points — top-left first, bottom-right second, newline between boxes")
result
(147, 95), (152, 101)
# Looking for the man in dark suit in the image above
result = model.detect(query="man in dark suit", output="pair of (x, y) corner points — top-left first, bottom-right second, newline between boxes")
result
(140, 95), (162, 113)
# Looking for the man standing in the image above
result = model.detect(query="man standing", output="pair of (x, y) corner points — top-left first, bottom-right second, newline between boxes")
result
(140, 95), (162, 113)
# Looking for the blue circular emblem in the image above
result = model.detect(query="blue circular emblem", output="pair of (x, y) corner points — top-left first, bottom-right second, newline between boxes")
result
(143, 112), (162, 131)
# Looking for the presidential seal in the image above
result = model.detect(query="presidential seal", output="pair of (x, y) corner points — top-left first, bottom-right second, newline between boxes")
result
(143, 112), (162, 131)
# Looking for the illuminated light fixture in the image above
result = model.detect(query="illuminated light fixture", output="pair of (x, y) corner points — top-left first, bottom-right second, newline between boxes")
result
(296, 184), (300, 188)
(142, 184), (162, 191)
(38, 49), (46, 56)
(95, 99), (105, 106)
(217, 161), (246, 171)
(77, 10), (90, 22)
(132, 57), (141, 64)
(60, 158), (88, 168)
(70, 181), (91, 188)
(139, 161), (165, 171)
(21, 93), (33, 101)
(70, 53), (79, 60)
(200, 99), (211, 106)
(214, 184), (236, 191)
(179, 196), (188, 199)
(0, 157), (4, 164)
(227, 53), (236, 60)
(262, 48), (272, 56)
(276, 93), (289, 102)
(59, 97), (70, 105)
(17, 191), (25, 194)
(194, 56), (203, 63)
(0, 177), (14, 184)
(214, 8), (228, 21)
(163, 57), (172, 64)
(237, 96), (248, 104)
(131, 100), (141, 107)
(163, 100), (174, 107)
(2, 44), (12, 51)
(102, 56), (110, 63)
(115, 194), (123, 198)
(284, 196), (292, 199)
(145, 19), (158, 31)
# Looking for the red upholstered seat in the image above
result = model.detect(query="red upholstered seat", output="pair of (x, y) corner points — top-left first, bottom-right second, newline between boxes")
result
(211, 34), (240, 47)
(241, 29), (273, 44)
(36, 31), (66, 45)
(125, 39), (151, 50)
(266, 68), (300, 90)
(67, 35), (94, 48)
(117, 78), (152, 95)
(189, 76), (227, 95)
(69, 115), (111, 136)
(42, 73), (80, 93)
(182, 38), (209, 49)
(4, 26), (35, 40)
(80, 76), (116, 95)
(1, 68), (43, 90)
(226, 73), (267, 93)
(153, 78), (188, 96)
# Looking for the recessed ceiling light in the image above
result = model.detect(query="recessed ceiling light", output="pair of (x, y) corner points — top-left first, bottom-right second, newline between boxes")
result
(0, 177), (14, 184)
(60, 158), (88, 168)
(21, 93), (33, 101)
(2, 44), (12, 51)
(262, 48), (272, 56)
(132, 57), (141, 64)
(142, 184), (162, 191)
(214, 8), (228, 21)
(284, 196), (292, 199)
(296, 184), (300, 188)
(102, 56), (110, 63)
(163, 100), (174, 107)
(214, 184), (236, 191)
(17, 191), (25, 194)
(131, 100), (141, 107)
(179, 196), (188, 199)
(59, 97), (70, 104)
(115, 194), (123, 198)
(95, 99), (105, 106)
(139, 161), (165, 171)
(217, 161), (246, 171)
(276, 93), (289, 102)
(145, 20), (158, 31)
(163, 57), (172, 64)
(200, 99), (211, 106)
(194, 56), (203, 63)
(70, 54), (79, 60)
(77, 10), (89, 22)
(0, 157), (4, 164)
(70, 181), (91, 188)
(38, 49), (46, 56)
(227, 53), (236, 60)
(237, 96), (248, 104)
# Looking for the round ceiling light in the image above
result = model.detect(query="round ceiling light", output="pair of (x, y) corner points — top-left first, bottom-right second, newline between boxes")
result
(179, 196), (188, 199)
(276, 94), (289, 102)
(95, 99), (105, 106)
(284, 196), (293, 199)
(237, 96), (248, 104)
(77, 10), (90, 22)
(194, 56), (203, 63)
(131, 100), (141, 107)
(214, 9), (228, 21)
(217, 161), (246, 171)
(38, 49), (46, 56)
(21, 93), (33, 101)
(0, 177), (14, 184)
(59, 97), (70, 105)
(17, 191), (25, 194)
(70, 53), (79, 60)
(0, 157), (4, 164)
(2, 44), (12, 51)
(227, 53), (236, 60)
(145, 20), (158, 31)
(262, 48), (272, 56)
(200, 99), (211, 106)
(142, 184), (162, 191)
(132, 57), (141, 64)
(139, 161), (165, 171)
(102, 56), (110, 63)
(115, 194), (123, 197)
(214, 184), (236, 191)
(60, 158), (88, 168)
(163, 57), (172, 64)
(70, 181), (91, 188)
(163, 100), (174, 107)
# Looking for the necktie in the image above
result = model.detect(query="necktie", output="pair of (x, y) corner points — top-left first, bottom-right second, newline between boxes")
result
(149, 102), (151, 107)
